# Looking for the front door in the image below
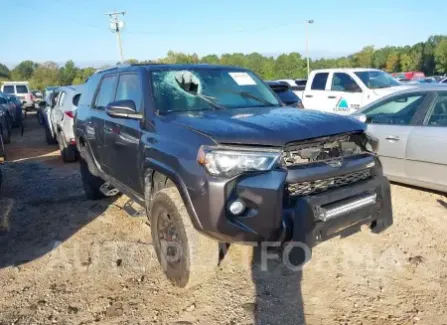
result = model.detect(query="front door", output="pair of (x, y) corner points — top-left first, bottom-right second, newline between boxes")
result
(362, 92), (429, 179)
(104, 72), (143, 194)
(302, 72), (330, 111)
(326, 72), (364, 115)
(405, 91), (447, 188)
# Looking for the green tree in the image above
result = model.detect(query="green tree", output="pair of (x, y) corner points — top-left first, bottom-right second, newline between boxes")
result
(11, 60), (36, 80)
(30, 62), (61, 90)
(353, 46), (374, 67)
(200, 54), (220, 65)
(385, 51), (400, 72)
(0, 63), (10, 79)
(434, 39), (447, 74)
(399, 52), (412, 71)
(273, 53), (305, 79)
(60, 60), (78, 85)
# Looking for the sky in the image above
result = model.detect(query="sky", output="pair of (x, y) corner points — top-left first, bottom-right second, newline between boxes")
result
(1, 0), (446, 68)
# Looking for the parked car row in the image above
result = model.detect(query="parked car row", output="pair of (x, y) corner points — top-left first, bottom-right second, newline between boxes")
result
(40, 85), (82, 162)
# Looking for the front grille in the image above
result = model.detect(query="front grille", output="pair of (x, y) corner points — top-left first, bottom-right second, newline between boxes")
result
(287, 169), (372, 197)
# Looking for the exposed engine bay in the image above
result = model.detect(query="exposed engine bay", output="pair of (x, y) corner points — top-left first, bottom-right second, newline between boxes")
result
(281, 133), (371, 167)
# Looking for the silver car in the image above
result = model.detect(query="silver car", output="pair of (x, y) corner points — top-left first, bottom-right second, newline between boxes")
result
(352, 85), (447, 192)
(48, 85), (83, 162)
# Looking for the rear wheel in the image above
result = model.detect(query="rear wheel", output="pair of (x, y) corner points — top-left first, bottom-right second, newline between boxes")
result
(150, 187), (219, 288)
(58, 132), (77, 162)
(0, 120), (10, 145)
(45, 123), (57, 145)
(79, 157), (106, 200)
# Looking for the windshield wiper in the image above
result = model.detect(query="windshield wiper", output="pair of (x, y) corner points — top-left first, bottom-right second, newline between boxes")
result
(194, 93), (226, 110)
(230, 91), (277, 107)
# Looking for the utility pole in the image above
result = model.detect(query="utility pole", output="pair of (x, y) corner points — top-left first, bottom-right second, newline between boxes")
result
(106, 11), (126, 63)
(305, 20), (314, 78)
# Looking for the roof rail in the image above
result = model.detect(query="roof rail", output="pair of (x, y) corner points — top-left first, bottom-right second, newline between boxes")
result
(93, 63), (132, 75)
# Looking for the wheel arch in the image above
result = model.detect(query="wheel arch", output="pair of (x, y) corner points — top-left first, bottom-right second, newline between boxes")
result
(143, 158), (203, 229)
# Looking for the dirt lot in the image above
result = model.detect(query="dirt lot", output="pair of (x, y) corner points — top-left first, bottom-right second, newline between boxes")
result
(0, 114), (446, 325)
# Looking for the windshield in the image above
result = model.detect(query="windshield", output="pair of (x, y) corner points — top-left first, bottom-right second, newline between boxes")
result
(354, 70), (400, 89)
(151, 68), (281, 114)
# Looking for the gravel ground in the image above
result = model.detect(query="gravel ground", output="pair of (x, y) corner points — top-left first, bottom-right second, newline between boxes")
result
(0, 114), (446, 325)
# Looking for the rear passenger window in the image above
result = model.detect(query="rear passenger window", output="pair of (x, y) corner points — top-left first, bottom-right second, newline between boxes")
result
(311, 73), (328, 90)
(427, 93), (447, 127)
(115, 74), (142, 112)
(16, 85), (28, 94)
(94, 75), (118, 109)
(3, 85), (14, 94)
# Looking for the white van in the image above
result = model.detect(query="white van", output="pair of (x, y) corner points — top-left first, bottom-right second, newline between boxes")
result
(301, 68), (414, 115)
(1, 81), (34, 110)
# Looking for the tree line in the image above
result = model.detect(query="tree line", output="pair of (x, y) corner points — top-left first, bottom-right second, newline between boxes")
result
(1, 35), (446, 91)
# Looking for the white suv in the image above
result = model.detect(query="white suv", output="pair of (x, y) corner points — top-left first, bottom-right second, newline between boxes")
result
(1, 82), (34, 111)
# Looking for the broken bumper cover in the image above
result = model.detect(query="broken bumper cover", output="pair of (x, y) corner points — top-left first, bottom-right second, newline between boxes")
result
(189, 156), (393, 246)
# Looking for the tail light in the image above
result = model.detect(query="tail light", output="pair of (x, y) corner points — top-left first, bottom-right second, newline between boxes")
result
(64, 111), (74, 118)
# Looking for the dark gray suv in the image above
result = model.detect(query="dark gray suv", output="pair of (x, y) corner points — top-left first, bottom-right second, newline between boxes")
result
(74, 64), (393, 288)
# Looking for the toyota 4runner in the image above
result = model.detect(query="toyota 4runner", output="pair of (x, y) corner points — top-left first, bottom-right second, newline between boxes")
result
(74, 64), (393, 288)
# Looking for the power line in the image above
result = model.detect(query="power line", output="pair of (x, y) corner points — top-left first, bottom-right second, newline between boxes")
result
(126, 22), (299, 36)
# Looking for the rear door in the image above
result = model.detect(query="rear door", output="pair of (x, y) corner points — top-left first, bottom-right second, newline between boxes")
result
(405, 91), (447, 189)
(89, 73), (118, 173)
(327, 72), (364, 115)
(302, 72), (329, 110)
(104, 72), (143, 193)
(51, 90), (66, 130)
(362, 92), (430, 179)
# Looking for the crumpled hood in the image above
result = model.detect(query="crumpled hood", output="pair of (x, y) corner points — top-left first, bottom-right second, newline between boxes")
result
(163, 107), (366, 146)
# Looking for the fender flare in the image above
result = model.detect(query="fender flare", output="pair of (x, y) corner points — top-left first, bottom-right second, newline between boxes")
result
(143, 158), (203, 229)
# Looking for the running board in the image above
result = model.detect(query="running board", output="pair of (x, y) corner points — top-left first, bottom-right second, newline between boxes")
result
(123, 199), (146, 218)
(99, 182), (120, 197)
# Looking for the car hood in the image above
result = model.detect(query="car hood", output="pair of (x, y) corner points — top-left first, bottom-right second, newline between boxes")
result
(372, 85), (416, 97)
(163, 107), (366, 146)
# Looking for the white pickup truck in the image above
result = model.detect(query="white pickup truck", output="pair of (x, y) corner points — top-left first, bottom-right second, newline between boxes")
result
(301, 68), (413, 115)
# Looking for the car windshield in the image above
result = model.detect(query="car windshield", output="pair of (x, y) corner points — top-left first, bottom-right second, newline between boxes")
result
(150, 68), (281, 114)
(354, 70), (400, 89)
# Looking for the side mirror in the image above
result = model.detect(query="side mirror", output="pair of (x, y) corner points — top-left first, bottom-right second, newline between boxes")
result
(353, 114), (367, 123)
(106, 100), (143, 120)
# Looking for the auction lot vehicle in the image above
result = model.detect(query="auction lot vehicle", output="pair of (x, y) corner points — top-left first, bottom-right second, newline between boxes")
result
(1, 81), (34, 111)
(75, 64), (393, 288)
(352, 84), (447, 193)
(266, 81), (304, 108)
(302, 68), (414, 115)
(49, 85), (83, 162)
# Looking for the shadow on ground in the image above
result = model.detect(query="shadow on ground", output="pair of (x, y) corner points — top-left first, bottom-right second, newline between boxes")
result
(0, 112), (117, 269)
(251, 246), (306, 325)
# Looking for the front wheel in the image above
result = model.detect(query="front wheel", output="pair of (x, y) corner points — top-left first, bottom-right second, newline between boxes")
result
(150, 187), (219, 288)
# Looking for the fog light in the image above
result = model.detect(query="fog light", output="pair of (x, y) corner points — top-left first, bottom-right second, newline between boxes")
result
(228, 200), (245, 215)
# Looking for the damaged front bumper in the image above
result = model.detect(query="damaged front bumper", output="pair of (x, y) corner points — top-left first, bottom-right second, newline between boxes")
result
(189, 153), (393, 256)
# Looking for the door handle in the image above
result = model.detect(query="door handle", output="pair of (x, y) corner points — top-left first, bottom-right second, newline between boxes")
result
(305, 95), (313, 98)
(328, 95), (336, 99)
(385, 136), (400, 141)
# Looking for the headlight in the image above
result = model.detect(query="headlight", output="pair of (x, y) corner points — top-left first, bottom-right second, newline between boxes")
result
(198, 146), (281, 177)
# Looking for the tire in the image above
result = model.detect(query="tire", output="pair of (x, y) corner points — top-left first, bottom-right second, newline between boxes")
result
(0, 120), (10, 145)
(79, 157), (106, 200)
(45, 124), (57, 145)
(150, 187), (219, 288)
(58, 132), (77, 162)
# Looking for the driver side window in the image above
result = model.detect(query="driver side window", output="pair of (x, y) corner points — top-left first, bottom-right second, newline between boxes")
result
(331, 73), (361, 92)
(363, 93), (425, 125)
